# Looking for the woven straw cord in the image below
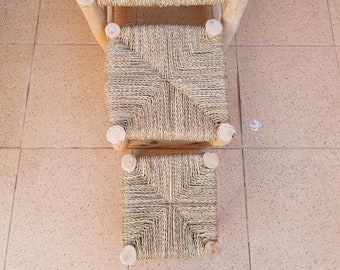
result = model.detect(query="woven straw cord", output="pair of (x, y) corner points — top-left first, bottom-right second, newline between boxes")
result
(122, 154), (218, 259)
(98, 0), (226, 7)
(105, 25), (229, 142)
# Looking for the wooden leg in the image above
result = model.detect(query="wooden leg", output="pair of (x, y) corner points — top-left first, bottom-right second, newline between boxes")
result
(209, 123), (236, 146)
(205, 19), (223, 38)
(121, 154), (137, 173)
(106, 126), (128, 152)
(203, 152), (219, 169)
(222, 0), (248, 45)
(212, 4), (222, 21)
(76, 0), (108, 51)
(107, 6), (113, 23)
(105, 23), (121, 39)
(205, 241), (220, 260)
(120, 245), (137, 265)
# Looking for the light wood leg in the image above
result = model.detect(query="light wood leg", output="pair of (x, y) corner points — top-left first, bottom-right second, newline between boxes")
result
(106, 126), (128, 152)
(121, 154), (137, 173)
(209, 123), (236, 146)
(222, 0), (248, 45)
(107, 6), (113, 23)
(205, 19), (223, 38)
(203, 152), (219, 169)
(76, 0), (108, 51)
(205, 241), (220, 260)
(212, 4), (222, 21)
(120, 245), (137, 265)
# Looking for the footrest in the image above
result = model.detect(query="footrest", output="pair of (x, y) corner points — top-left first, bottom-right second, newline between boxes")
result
(120, 153), (219, 261)
(105, 25), (234, 149)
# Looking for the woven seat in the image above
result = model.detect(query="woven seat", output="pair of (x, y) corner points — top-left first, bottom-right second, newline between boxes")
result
(122, 154), (218, 259)
(105, 25), (230, 145)
(98, 0), (225, 7)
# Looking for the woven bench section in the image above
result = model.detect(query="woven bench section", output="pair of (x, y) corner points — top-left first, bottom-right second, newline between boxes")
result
(98, 0), (225, 7)
(121, 154), (218, 260)
(105, 25), (232, 148)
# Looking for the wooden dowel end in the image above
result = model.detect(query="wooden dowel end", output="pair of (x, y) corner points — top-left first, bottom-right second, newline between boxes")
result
(120, 245), (137, 265)
(203, 152), (219, 169)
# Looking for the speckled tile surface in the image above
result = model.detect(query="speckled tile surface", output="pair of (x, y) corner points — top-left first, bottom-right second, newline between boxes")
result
(238, 46), (340, 148)
(5, 149), (127, 270)
(0, 149), (20, 270)
(22, 45), (110, 148)
(36, 0), (96, 44)
(224, 47), (241, 149)
(236, 0), (334, 45)
(329, 0), (340, 45)
(0, 0), (40, 43)
(130, 150), (249, 270)
(244, 149), (340, 270)
(0, 45), (33, 147)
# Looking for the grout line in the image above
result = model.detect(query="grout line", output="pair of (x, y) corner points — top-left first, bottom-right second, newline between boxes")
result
(3, 1), (42, 269)
(234, 34), (244, 147)
(326, 0), (336, 46)
(336, 47), (340, 75)
(2, 151), (23, 270)
(19, 146), (115, 150)
(34, 43), (99, 46)
(235, 34), (252, 270)
(326, 1), (340, 75)
(241, 149), (252, 270)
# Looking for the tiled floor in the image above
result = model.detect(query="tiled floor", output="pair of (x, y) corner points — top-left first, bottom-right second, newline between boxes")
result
(0, 1), (339, 270)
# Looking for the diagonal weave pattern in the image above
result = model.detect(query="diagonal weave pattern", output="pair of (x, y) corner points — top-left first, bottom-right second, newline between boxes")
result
(97, 0), (226, 7)
(123, 154), (218, 259)
(105, 25), (229, 142)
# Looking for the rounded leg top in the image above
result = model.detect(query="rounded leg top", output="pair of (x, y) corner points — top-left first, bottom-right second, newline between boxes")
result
(121, 154), (137, 173)
(120, 245), (137, 266)
(105, 23), (121, 39)
(205, 19), (223, 37)
(203, 152), (219, 169)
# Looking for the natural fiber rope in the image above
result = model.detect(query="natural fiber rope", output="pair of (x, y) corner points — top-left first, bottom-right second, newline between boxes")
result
(98, 0), (226, 7)
(105, 25), (229, 142)
(123, 154), (218, 259)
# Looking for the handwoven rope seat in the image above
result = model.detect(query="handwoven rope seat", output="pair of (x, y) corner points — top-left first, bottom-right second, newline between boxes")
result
(122, 154), (218, 259)
(98, 0), (225, 7)
(105, 25), (229, 143)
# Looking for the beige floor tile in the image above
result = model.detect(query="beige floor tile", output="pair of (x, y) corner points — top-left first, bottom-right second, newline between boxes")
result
(0, 149), (20, 269)
(0, 45), (33, 147)
(131, 149), (249, 270)
(329, 0), (340, 45)
(236, 0), (333, 45)
(22, 45), (110, 148)
(337, 47), (340, 68)
(5, 149), (127, 270)
(244, 149), (340, 269)
(36, 0), (96, 44)
(238, 47), (340, 148)
(225, 47), (241, 148)
(0, 0), (39, 44)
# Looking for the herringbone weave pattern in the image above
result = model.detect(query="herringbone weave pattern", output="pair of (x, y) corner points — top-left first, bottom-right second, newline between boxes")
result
(105, 25), (229, 142)
(122, 154), (218, 259)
